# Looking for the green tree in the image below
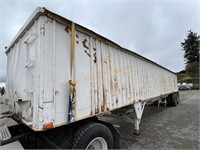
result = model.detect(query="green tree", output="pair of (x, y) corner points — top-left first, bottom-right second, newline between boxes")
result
(186, 62), (199, 77)
(186, 62), (199, 83)
(181, 30), (200, 64)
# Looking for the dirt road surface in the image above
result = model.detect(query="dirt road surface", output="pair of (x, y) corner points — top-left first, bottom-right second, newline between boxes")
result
(101, 90), (200, 149)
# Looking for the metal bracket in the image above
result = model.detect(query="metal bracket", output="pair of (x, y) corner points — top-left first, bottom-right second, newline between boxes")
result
(158, 97), (167, 107)
(24, 33), (37, 44)
(24, 60), (34, 68)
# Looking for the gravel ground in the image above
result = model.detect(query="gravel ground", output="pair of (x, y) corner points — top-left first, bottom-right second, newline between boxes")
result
(101, 90), (200, 149)
(1, 90), (199, 149)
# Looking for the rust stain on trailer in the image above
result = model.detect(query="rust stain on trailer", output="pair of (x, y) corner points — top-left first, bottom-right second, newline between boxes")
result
(76, 34), (79, 38)
(87, 53), (91, 57)
(110, 79), (114, 107)
(93, 52), (96, 57)
(76, 40), (79, 44)
(84, 50), (91, 58)
(83, 39), (93, 59)
(43, 122), (54, 129)
(93, 51), (97, 63)
(82, 39), (89, 49)
(64, 25), (71, 33)
(95, 107), (99, 114)
(101, 88), (106, 112)
(84, 50), (87, 54)
(93, 58), (97, 63)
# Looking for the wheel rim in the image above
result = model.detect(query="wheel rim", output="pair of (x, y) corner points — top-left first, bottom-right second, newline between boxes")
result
(86, 137), (108, 150)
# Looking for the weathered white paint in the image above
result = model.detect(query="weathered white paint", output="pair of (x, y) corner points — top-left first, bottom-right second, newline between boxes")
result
(5, 7), (178, 131)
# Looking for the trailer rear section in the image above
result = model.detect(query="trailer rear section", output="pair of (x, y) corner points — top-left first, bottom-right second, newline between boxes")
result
(1, 7), (179, 149)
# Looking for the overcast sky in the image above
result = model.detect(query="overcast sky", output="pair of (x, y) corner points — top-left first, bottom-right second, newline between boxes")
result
(0, 0), (199, 82)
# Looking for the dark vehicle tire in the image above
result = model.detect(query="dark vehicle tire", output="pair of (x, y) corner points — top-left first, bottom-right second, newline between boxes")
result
(72, 122), (114, 149)
(166, 95), (171, 106)
(170, 93), (178, 106)
(176, 92), (180, 104)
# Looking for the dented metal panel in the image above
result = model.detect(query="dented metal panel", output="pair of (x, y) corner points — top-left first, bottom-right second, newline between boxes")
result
(5, 7), (178, 131)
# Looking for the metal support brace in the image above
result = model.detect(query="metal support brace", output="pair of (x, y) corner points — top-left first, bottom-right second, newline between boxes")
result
(133, 102), (146, 135)
(158, 97), (167, 107)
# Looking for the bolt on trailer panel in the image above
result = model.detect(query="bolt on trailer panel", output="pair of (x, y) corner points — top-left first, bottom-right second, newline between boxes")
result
(5, 7), (178, 131)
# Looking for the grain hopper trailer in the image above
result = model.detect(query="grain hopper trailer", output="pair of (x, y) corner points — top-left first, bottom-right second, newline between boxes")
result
(0, 7), (179, 149)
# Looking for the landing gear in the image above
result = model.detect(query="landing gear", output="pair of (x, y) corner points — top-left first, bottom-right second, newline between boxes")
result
(133, 102), (146, 135)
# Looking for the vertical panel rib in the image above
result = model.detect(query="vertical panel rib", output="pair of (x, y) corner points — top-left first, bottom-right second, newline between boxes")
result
(96, 40), (103, 114)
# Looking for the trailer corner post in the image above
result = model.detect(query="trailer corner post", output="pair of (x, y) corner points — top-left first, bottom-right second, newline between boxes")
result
(133, 102), (146, 135)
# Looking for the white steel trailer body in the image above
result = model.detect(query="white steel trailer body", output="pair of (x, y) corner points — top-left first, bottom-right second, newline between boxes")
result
(5, 7), (178, 131)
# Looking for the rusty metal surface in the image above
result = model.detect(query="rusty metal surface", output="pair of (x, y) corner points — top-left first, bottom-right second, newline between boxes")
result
(5, 7), (178, 131)
(73, 30), (178, 120)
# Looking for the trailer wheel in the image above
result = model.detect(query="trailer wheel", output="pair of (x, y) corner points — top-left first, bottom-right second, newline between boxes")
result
(72, 122), (114, 149)
(170, 93), (178, 106)
(166, 96), (171, 106)
(176, 92), (180, 104)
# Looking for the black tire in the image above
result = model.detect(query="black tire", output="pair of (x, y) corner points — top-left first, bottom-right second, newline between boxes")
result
(176, 92), (180, 104)
(166, 95), (171, 106)
(72, 122), (114, 149)
(170, 93), (178, 106)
